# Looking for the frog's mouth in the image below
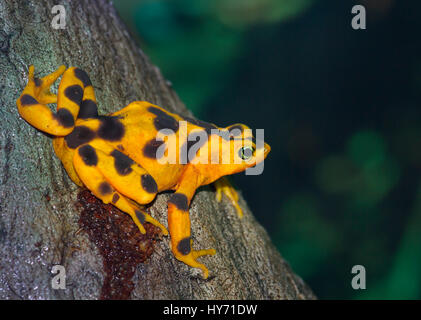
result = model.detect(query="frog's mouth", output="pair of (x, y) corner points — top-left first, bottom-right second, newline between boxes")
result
(254, 143), (271, 164)
(263, 144), (271, 158)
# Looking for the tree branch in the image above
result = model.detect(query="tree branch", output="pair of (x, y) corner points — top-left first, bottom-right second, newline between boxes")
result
(0, 0), (315, 299)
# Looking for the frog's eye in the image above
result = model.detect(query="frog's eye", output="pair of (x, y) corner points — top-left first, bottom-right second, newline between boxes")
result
(238, 146), (254, 160)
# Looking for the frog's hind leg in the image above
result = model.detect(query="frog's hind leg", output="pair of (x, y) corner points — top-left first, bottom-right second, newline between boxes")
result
(73, 143), (168, 235)
(57, 66), (99, 121)
(17, 65), (98, 136)
(53, 137), (83, 186)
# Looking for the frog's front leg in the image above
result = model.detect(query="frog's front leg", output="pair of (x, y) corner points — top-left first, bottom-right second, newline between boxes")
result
(214, 177), (243, 218)
(73, 142), (168, 235)
(168, 166), (216, 279)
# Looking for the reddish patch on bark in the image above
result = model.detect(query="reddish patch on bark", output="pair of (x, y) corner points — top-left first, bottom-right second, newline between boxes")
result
(76, 189), (162, 300)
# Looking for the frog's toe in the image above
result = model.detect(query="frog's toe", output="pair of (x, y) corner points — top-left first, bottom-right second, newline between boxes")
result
(129, 202), (168, 236)
(178, 250), (216, 279)
(173, 238), (215, 279)
(39, 65), (66, 103)
(214, 177), (243, 218)
(27, 65), (66, 104)
(40, 65), (66, 88)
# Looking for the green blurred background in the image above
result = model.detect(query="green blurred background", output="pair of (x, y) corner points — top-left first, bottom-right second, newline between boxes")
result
(114, 0), (421, 299)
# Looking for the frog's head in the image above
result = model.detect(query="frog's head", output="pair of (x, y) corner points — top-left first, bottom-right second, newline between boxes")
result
(203, 123), (271, 179)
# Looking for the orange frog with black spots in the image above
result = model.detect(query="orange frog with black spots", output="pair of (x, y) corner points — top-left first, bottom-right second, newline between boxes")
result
(16, 65), (270, 278)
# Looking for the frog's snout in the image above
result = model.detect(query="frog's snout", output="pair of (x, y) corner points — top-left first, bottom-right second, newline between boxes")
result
(263, 143), (271, 158)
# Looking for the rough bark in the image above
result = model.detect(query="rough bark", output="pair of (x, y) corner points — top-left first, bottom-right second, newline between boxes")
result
(0, 0), (315, 299)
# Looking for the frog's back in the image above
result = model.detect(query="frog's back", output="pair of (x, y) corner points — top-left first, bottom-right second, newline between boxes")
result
(109, 102), (186, 190)
(112, 101), (183, 133)
(72, 101), (223, 191)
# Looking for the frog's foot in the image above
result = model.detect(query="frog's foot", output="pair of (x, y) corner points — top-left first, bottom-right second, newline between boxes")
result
(27, 65), (66, 104)
(214, 177), (243, 218)
(173, 239), (216, 279)
(17, 65), (77, 136)
(128, 200), (168, 236)
(73, 143), (168, 236)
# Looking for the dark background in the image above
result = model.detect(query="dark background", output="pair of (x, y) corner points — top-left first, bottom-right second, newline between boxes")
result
(115, 0), (421, 299)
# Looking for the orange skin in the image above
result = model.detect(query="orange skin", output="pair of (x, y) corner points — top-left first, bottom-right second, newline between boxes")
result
(16, 65), (270, 278)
